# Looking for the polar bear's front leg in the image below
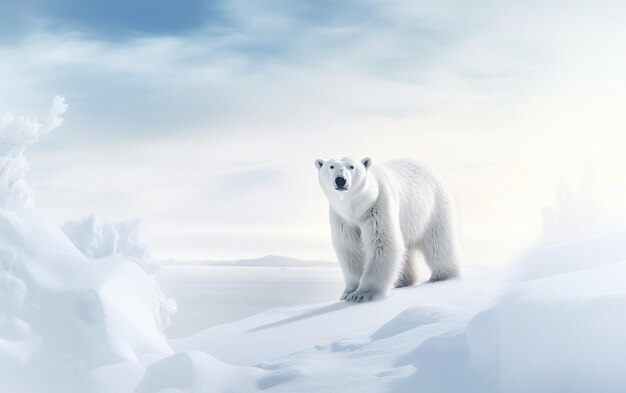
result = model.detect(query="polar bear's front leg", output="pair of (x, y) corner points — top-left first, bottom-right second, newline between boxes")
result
(329, 210), (365, 300)
(346, 203), (403, 303)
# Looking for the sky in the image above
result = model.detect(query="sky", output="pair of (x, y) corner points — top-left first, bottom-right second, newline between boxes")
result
(1, 0), (626, 264)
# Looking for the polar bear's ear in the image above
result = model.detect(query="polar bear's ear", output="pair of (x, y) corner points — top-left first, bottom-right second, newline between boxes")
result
(315, 159), (325, 171)
(361, 157), (372, 170)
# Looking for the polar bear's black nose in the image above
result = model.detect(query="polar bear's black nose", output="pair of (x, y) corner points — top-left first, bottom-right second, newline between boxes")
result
(335, 177), (346, 187)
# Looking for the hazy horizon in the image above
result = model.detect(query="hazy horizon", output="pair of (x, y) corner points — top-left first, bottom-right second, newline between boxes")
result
(3, 1), (626, 265)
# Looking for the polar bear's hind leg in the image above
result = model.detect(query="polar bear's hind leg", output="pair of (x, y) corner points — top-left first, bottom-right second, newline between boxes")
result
(395, 247), (418, 288)
(421, 211), (461, 282)
(421, 223), (460, 282)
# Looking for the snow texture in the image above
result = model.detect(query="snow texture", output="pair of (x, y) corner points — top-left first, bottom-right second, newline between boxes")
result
(63, 214), (161, 274)
(0, 96), (67, 210)
(0, 98), (175, 393)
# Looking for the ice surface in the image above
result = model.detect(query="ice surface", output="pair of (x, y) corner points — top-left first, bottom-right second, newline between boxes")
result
(157, 266), (343, 338)
(164, 255), (337, 267)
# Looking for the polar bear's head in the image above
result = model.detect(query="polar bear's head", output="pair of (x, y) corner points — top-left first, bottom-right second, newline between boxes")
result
(314, 156), (372, 195)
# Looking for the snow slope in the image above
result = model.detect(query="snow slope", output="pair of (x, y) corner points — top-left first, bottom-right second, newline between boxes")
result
(149, 232), (626, 393)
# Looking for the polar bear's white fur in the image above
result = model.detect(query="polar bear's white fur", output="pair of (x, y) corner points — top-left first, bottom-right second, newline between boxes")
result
(315, 156), (461, 302)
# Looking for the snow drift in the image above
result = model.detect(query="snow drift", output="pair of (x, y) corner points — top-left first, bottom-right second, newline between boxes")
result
(63, 214), (161, 274)
(0, 98), (175, 393)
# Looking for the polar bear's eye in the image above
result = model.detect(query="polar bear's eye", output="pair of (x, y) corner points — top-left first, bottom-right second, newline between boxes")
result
(330, 166), (334, 169)
(350, 165), (354, 169)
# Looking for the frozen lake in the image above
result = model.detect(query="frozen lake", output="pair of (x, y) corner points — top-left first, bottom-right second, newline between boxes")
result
(156, 266), (344, 338)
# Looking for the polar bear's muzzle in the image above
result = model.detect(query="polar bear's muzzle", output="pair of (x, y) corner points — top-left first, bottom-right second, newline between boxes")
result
(334, 176), (348, 191)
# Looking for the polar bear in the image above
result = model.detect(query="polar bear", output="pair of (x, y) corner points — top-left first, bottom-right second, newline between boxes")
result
(315, 156), (461, 302)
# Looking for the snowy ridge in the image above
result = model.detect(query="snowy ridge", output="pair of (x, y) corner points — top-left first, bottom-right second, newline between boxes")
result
(0, 96), (67, 210)
(63, 214), (161, 274)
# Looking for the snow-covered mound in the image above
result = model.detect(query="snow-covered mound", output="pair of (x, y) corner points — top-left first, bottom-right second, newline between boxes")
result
(0, 98), (175, 393)
(464, 252), (626, 393)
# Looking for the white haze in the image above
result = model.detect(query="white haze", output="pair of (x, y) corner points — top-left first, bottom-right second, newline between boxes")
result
(1, 1), (625, 265)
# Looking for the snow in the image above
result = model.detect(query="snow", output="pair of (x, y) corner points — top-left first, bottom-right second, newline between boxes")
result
(0, 96), (67, 210)
(2, 97), (625, 392)
(0, 95), (67, 147)
(0, 199), (176, 393)
(0, 98), (174, 393)
(63, 214), (161, 274)
(164, 232), (626, 393)
(467, 260), (626, 393)
(136, 351), (274, 393)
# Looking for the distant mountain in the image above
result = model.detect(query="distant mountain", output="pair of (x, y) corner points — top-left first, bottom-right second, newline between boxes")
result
(162, 255), (338, 267)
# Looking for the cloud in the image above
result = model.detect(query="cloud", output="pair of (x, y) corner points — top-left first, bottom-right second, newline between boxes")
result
(3, 1), (626, 262)
(0, 0), (212, 40)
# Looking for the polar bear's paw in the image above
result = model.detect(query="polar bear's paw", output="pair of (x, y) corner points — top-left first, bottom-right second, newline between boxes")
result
(340, 287), (358, 300)
(346, 288), (382, 303)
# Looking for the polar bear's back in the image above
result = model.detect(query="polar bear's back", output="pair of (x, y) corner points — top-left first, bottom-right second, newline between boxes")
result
(376, 158), (453, 242)
(378, 158), (446, 197)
